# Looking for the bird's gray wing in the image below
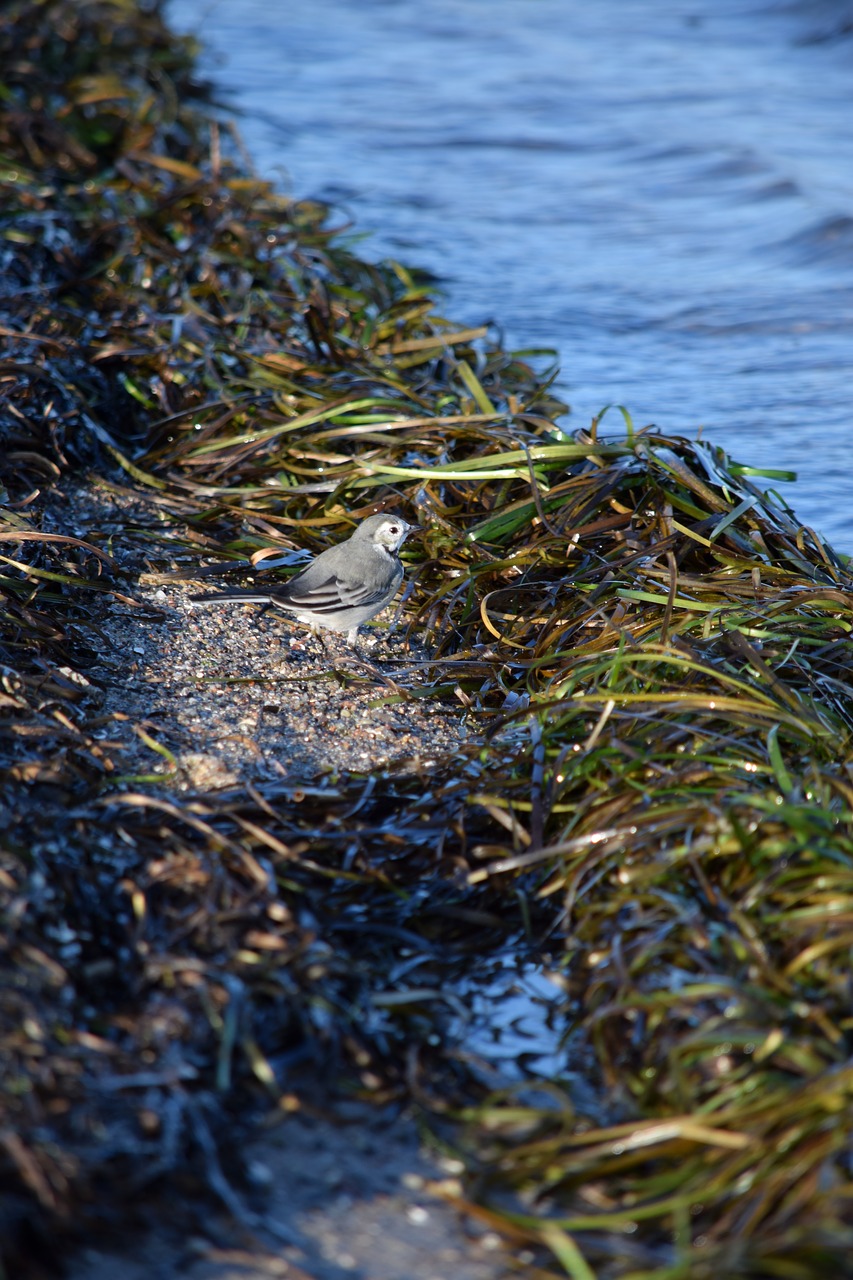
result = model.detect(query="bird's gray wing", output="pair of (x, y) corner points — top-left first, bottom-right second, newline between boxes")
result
(280, 569), (399, 615)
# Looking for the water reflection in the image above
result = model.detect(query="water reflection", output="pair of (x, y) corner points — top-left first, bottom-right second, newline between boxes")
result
(454, 957), (568, 1083)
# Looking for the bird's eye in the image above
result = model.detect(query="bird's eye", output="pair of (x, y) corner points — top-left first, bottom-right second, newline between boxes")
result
(389, 524), (399, 534)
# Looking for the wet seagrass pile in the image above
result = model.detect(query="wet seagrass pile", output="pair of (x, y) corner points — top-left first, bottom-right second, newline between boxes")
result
(2, 2), (853, 1277)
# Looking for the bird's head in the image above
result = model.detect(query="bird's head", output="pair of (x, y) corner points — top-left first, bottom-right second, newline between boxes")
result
(359, 513), (416, 553)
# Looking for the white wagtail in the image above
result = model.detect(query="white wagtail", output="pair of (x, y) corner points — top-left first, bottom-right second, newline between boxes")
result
(192, 513), (415, 647)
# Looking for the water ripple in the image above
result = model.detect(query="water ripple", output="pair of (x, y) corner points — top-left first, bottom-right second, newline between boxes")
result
(169, 0), (853, 550)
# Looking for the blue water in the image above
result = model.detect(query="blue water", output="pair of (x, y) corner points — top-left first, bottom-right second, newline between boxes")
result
(169, 0), (853, 551)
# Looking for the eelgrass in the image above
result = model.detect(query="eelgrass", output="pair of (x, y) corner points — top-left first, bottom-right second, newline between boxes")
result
(1, 2), (852, 1276)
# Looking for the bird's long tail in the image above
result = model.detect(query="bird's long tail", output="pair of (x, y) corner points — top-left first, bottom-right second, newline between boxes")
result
(191, 589), (276, 606)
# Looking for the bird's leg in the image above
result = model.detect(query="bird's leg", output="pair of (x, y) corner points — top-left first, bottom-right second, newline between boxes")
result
(311, 622), (329, 654)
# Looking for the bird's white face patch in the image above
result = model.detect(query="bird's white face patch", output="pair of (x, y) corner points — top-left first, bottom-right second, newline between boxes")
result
(373, 519), (411, 553)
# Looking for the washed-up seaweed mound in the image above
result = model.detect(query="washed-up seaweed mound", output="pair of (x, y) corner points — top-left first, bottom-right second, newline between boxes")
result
(2, 2), (853, 1277)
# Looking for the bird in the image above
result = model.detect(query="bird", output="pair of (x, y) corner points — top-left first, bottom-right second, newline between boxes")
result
(191, 512), (415, 647)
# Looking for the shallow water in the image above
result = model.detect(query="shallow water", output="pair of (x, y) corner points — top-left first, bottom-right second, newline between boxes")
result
(168, 0), (853, 547)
